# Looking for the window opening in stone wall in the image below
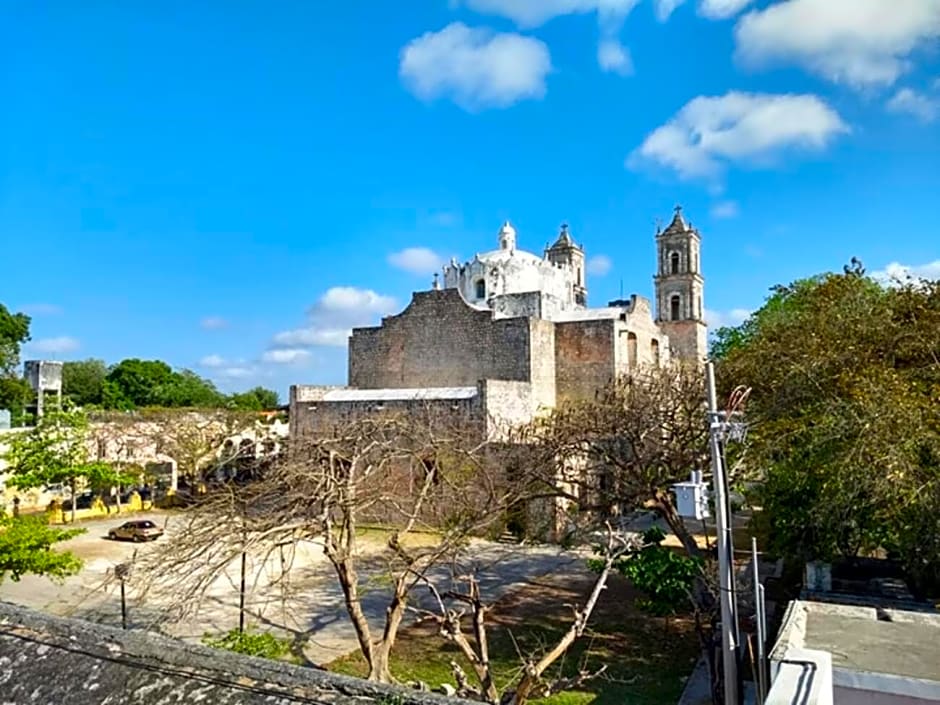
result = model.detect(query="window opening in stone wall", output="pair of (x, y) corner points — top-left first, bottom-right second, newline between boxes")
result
(670, 252), (680, 275)
(475, 279), (486, 299)
(651, 339), (660, 367)
(627, 332), (637, 368)
(670, 294), (681, 321)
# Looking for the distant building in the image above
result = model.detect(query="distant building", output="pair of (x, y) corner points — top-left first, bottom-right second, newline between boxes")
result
(290, 208), (707, 441)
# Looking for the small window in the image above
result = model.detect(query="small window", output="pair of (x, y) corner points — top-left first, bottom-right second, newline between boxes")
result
(670, 295), (681, 321)
(627, 332), (638, 368)
(670, 252), (680, 275)
(651, 339), (661, 367)
(475, 279), (486, 299)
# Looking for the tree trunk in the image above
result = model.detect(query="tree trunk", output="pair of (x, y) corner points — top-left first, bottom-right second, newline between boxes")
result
(367, 641), (395, 684)
(654, 492), (701, 559)
(70, 478), (77, 523)
(330, 555), (377, 675)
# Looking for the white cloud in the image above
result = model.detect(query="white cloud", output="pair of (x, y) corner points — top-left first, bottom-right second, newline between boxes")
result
(272, 287), (398, 351)
(272, 328), (350, 348)
(388, 247), (446, 275)
(200, 316), (228, 330)
(586, 255), (613, 276)
(735, 0), (940, 88)
(313, 287), (397, 316)
(400, 23), (551, 110)
(710, 200), (740, 218)
(20, 303), (63, 316)
(699, 0), (751, 19)
(630, 91), (848, 180)
(654, 0), (685, 21)
(597, 39), (633, 75)
(199, 354), (227, 368)
(458, 0), (640, 28)
(29, 336), (80, 354)
(886, 88), (939, 123)
(872, 260), (940, 285)
(705, 308), (751, 328)
(261, 349), (312, 365)
(218, 366), (255, 380)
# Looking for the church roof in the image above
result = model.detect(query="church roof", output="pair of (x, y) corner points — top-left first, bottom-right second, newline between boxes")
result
(548, 223), (577, 250)
(662, 206), (689, 235)
(474, 247), (544, 266)
(320, 387), (478, 402)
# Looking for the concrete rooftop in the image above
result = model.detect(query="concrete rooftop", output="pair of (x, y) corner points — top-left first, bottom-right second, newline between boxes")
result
(772, 599), (940, 700)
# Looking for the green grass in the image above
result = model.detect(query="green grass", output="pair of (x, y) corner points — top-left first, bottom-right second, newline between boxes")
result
(328, 573), (699, 705)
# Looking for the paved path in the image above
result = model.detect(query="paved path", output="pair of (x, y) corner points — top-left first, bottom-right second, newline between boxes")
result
(0, 511), (586, 664)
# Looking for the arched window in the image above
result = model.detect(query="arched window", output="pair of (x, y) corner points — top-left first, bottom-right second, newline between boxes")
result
(651, 339), (660, 367)
(627, 332), (638, 368)
(670, 294), (681, 321)
(670, 252), (680, 275)
(475, 279), (486, 299)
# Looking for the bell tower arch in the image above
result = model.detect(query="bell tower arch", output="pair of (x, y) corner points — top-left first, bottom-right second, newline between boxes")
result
(654, 206), (707, 361)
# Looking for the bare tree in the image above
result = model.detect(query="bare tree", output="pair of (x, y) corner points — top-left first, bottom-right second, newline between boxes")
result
(516, 363), (713, 558)
(418, 526), (636, 705)
(133, 407), (523, 684)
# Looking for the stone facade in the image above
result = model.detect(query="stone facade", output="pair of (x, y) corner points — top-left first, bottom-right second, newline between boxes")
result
(654, 207), (707, 361)
(291, 210), (706, 440)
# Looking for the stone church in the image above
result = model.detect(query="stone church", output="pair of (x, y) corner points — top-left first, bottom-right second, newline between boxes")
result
(290, 207), (706, 440)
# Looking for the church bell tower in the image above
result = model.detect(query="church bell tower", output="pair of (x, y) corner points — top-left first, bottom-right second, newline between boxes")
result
(654, 206), (707, 361)
(546, 223), (587, 307)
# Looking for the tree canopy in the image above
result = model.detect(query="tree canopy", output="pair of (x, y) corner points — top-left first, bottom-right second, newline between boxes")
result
(713, 264), (940, 594)
(61, 358), (279, 411)
(0, 514), (84, 583)
(0, 304), (32, 424)
(2, 406), (133, 522)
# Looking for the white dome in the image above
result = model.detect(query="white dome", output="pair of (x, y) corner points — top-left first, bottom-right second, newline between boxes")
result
(499, 221), (516, 238)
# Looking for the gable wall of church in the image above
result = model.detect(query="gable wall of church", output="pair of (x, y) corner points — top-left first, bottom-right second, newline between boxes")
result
(348, 289), (533, 389)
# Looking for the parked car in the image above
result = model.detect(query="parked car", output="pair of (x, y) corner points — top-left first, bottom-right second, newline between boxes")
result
(107, 520), (164, 542)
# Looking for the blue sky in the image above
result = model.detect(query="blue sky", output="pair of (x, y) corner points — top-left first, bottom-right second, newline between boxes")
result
(2, 0), (938, 400)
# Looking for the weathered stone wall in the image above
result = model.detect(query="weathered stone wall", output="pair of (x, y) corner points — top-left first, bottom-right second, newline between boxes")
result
(290, 391), (484, 441)
(479, 380), (536, 440)
(349, 290), (532, 389)
(554, 318), (616, 401)
(527, 318), (557, 409)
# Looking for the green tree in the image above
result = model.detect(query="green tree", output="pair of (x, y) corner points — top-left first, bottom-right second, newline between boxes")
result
(159, 369), (224, 408)
(105, 359), (175, 408)
(0, 514), (84, 583)
(104, 359), (226, 409)
(0, 303), (32, 424)
(3, 406), (126, 522)
(592, 527), (703, 617)
(714, 265), (940, 593)
(227, 386), (280, 410)
(62, 358), (108, 407)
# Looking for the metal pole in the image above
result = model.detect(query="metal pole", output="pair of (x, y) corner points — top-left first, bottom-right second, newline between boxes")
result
(752, 538), (766, 704)
(239, 548), (247, 634)
(120, 578), (127, 630)
(707, 362), (738, 705)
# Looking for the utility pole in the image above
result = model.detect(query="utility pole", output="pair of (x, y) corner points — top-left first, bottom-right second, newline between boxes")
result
(706, 362), (740, 705)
